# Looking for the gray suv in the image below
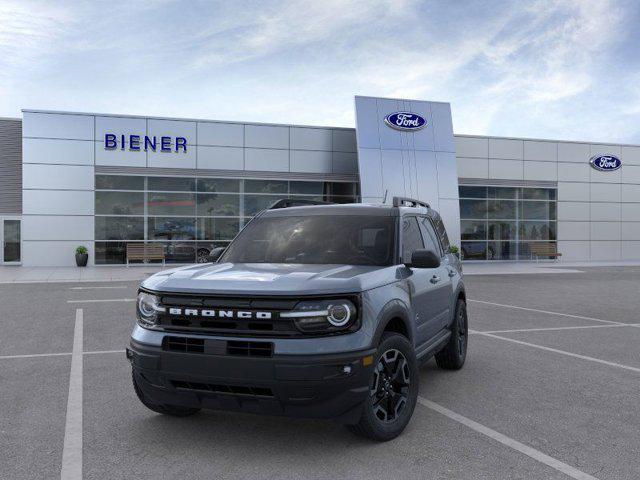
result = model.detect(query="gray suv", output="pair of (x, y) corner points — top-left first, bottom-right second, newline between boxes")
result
(127, 197), (468, 441)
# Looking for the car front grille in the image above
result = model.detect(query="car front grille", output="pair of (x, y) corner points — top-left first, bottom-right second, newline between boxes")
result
(171, 380), (274, 398)
(158, 294), (295, 337)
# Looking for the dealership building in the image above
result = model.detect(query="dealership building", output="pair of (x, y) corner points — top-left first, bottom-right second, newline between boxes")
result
(0, 95), (639, 267)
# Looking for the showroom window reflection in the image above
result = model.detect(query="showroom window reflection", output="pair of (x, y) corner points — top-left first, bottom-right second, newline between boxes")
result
(459, 186), (557, 260)
(94, 175), (359, 264)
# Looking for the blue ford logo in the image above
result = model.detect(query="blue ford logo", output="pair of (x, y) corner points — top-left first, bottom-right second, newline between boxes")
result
(590, 155), (621, 171)
(384, 112), (427, 131)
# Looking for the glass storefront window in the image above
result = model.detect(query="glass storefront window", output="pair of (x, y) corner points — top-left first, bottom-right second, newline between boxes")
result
(461, 220), (486, 241)
(520, 201), (556, 220)
(330, 182), (357, 196)
(460, 199), (488, 219)
(148, 176), (196, 192)
(461, 241), (487, 260)
(148, 193), (196, 216)
(96, 192), (144, 215)
(196, 193), (240, 216)
(196, 218), (240, 240)
(520, 221), (556, 240)
(244, 194), (280, 216)
(148, 217), (196, 241)
(459, 186), (487, 198)
(244, 179), (287, 194)
(95, 175), (144, 190)
(458, 186), (557, 261)
(95, 175), (359, 264)
(95, 241), (128, 265)
(487, 187), (518, 199)
(487, 200), (516, 219)
(488, 241), (518, 260)
(197, 178), (240, 193)
(522, 188), (556, 200)
(95, 217), (144, 240)
(290, 181), (325, 195)
(3, 220), (20, 262)
(488, 221), (517, 240)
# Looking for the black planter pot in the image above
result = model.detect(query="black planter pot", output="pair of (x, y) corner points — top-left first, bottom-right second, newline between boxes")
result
(75, 253), (88, 267)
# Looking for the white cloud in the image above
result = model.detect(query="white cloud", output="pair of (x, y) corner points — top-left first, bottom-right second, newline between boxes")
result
(0, 0), (636, 142)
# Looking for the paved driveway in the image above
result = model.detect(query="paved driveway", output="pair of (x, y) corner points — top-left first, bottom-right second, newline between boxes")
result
(1, 266), (639, 479)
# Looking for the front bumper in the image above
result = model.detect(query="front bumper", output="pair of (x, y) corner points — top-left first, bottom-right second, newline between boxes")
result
(128, 338), (376, 424)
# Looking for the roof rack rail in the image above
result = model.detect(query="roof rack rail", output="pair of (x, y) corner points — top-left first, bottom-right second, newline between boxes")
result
(392, 196), (430, 209)
(268, 198), (333, 210)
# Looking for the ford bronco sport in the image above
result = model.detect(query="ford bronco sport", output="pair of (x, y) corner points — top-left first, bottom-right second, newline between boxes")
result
(128, 197), (468, 441)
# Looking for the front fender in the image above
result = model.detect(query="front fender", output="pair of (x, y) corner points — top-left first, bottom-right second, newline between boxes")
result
(370, 298), (413, 348)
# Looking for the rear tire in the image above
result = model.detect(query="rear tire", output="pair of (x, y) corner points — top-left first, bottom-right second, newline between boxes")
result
(435, 299), (468, 370)
(347, 333), (419, 441)
(132, 370), (200, 417)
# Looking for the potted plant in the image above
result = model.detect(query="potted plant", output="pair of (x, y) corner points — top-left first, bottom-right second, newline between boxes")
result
(449, 245), (460, 259)
(75, 246), (88, 267)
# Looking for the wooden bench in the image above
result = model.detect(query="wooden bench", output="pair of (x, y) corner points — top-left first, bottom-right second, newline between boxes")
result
(529, 243), (562, 262)
(126, 243), (165, 266)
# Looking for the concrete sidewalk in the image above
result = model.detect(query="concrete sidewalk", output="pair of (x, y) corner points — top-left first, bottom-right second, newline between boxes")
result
(462, 260), (640, 275)
(0, 265), (168, 283)
(1, 260), (638, 283)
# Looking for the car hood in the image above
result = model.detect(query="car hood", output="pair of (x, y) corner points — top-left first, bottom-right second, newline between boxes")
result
(141, 262), (398, 296)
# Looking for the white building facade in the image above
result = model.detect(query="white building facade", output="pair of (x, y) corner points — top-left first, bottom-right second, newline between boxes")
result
(0, 95), (637, 266)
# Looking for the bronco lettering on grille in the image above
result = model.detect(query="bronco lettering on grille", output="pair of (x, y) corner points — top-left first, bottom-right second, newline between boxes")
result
(168, 308), (272, 320)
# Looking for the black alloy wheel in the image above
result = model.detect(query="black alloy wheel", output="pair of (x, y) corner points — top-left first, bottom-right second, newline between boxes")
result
(347, 332), (418, 441)
(196, 249), (210, 263)
(371, 349), (411, 423)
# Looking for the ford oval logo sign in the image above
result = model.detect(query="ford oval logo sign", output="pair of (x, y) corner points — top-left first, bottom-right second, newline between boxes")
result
(590, 155), (622, 172)
(384, 112), (427, 131)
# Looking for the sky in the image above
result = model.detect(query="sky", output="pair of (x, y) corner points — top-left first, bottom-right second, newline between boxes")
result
(1, 0), (639, 143)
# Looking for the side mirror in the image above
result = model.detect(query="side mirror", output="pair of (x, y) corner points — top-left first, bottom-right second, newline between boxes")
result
(208, 246), (226, 263)
(407, 249), (440, 269)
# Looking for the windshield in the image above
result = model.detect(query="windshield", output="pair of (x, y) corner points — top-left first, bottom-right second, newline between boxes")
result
(220, 215), (396, 266)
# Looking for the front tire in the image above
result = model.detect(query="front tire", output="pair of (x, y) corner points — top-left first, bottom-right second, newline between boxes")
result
(435, 299), (468, 370)
(347, 333), (419, 441)
(132, 370), (200, 417)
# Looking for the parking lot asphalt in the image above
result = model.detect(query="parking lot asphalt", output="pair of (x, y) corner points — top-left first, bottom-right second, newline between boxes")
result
(1, 266), (639, 479)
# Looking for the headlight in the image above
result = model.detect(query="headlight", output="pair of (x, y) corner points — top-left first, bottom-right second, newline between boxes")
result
(136, 292), (165, 328)
(281, 299), (357, 334)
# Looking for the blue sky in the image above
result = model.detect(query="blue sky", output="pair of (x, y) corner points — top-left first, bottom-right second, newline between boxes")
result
(1, 0), (639, 142)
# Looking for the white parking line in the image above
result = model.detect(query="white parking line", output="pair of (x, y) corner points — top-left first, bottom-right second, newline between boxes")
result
(61, 309), (83, 480)
(69, 286), (129, 290)
(83, 349), (125, 355)
(0, 351), (72, 360)
(66, 298), (135, 304)
(418, 397), (599, 480)
(471, 323), (640, 334)
(474, 331), (640, 373)
(469, 299), (624, 326)
(0, 349), (126, 360)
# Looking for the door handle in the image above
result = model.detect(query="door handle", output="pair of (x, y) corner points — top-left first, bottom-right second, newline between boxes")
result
(447, 268), (456, 277)
(430, 275), (441, 284)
